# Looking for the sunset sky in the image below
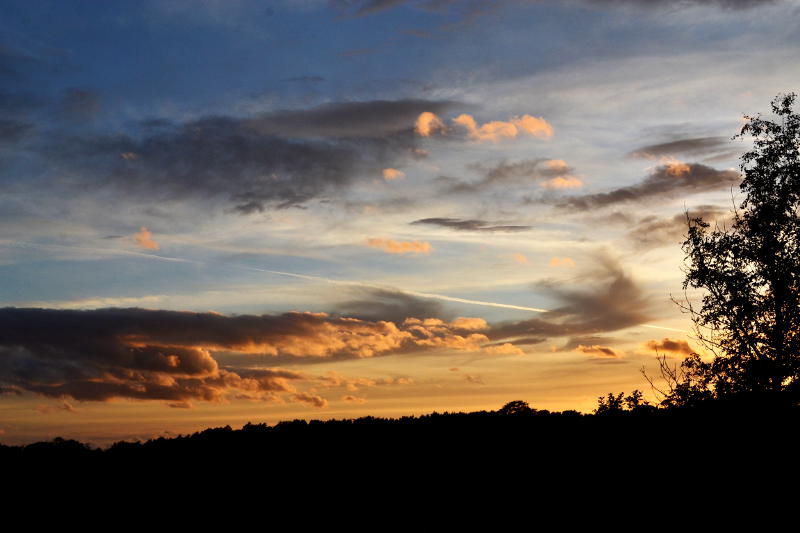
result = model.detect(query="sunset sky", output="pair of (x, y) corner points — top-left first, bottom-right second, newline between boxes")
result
(2, 0), (799, 445)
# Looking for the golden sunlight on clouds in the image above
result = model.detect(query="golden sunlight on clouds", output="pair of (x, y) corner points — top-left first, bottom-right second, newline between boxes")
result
(482, 343), (525, 356)
(540, 176), (584, 189)
(575, 344), (622, 358)
(382, 168), (405, 180)
(133, 227), (160, 251)
(415, 111), (446, 137)
(549, 257), (576, 267)
(342, 395), (367, 404)
(452, 113), (553, 142)
(512, 253), (529, 264)
(665, 160), (691, 176)
(367, 238), (432, 255)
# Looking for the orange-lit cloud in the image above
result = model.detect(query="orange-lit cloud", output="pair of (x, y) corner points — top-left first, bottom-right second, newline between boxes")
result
(644, 338), (694, 356)
(382, 168), (405, 180)
(449, 317), (489, 331)
(133, 226), (160, 251)
(367, 238), (432, 255)
(452, 113), (553, 142)
(482, 343), (525, 356)
(549, 257), (576, 267)
(665, 160), (691, 176)
(540, 176), (584, 189)
(513, 253), (529, 264)
(415, 111), (446, 137)
(575, 344), (622, 358)
(545, 159), (570, 172)
(293, 392), (328, 408)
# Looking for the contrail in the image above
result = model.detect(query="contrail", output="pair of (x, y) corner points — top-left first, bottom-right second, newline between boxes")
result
(241, 266), (551, 313)
(244, 267), (687, 331)
(3, 240), (687, 332)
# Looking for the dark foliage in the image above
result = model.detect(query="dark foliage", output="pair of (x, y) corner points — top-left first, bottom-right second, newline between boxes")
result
(673, 92), (800, 406)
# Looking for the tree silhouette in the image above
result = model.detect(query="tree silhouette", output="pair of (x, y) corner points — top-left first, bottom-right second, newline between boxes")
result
(677, 92), (800, 405)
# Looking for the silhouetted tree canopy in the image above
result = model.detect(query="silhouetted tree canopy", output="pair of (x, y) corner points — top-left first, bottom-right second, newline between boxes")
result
(676, 92), (800, 406)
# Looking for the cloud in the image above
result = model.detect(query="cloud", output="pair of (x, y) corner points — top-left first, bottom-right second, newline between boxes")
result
(579, 0), (779, 10)
(513, 253), (529, 264)
(292, 392), (328, 408)
(248, 99), (454, 140)
(549, 257), (575, 267)
(449, 158), (577, 194)
(644, 338), (694, 356)
(541, 176), (583, 189)
(367, 238), (432, 255)
(342, 395), (367, 403)
(0, 119), (33, 145)
(575, 344), (622, 358)
(489, 253), (651, 341)
(332, 0), (779, 18)
(452, 113), (553, 142)
(482, 343), (525, 355)
(133, 227), (160, 251)
(559, 163), (740, 210)
(43, 99), (455, 213)
(411, 217), (532, 232)
(0, 307), (513, 403)
(36, 400), (77, 414)
(627, 136), (732, 160)
(383, 168), (405, 180)
(415, 111), (446, 137)
(627, 205), (728, 250)
(333, 287), (449, 323)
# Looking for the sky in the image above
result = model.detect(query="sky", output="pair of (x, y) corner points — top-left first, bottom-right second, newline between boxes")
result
(2, 0), (799, 445)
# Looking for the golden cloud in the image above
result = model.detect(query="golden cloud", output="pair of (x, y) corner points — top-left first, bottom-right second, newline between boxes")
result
(133, 226), (160, 251)
(382, 168), (405, 180)
(540, 176), (584, 189)
(367, 238), (432, 255)
(549, 257), (576, 267)
(575, 344), (622, 358)
(482, 343), (525, 356)
(415, 111), (446, 137)
(452, 113), (553, 142)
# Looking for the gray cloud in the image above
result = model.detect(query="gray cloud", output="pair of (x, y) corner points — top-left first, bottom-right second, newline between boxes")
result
(0, 119), (32, 144)
(559, 163), (740, 211)
(489, 253), (651, 340)
(448, 158), (573, 194)
(331, 0), (778, 18)
(628, 205), (728, 250)
(580, 0), (779, 9)
(627, 136), (738, 162)
(45, 99), (456, 213)
(411, 217), (532, 232)
(0, 306), (495, 401)
(333, 287), (450, 323)
(246, 99), (454, 139)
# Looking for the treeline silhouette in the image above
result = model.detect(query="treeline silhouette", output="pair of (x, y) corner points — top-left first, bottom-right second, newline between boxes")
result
(3, 400), (797, 466)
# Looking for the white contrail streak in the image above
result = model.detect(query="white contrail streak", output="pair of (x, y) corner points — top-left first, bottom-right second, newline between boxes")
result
(3, 240), (687, 332)
(242, 266), (551, 313)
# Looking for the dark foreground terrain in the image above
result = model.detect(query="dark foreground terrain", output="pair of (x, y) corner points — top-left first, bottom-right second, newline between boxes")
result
(3, 401), (798, 468)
